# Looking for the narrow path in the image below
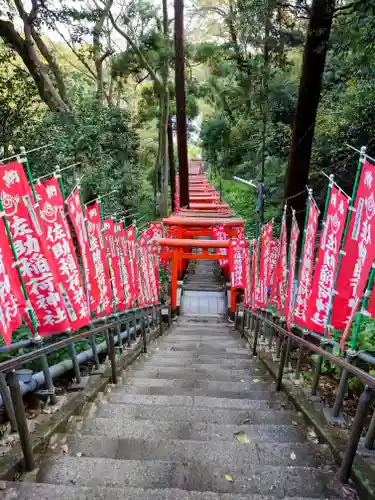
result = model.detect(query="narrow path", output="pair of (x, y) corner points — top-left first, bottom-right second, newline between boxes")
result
(6, 316), (346, 499)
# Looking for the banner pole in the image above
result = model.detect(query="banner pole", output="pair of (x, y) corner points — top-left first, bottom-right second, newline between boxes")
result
(18, 147), (38, 202)
(350, 263), (375, 350)
(324, 148), (366, 338)
(296, 189), (312, 286)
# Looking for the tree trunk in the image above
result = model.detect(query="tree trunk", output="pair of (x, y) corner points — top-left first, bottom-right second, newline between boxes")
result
(168, 116), (176, 212)
(159, 87), (169, 217)
(284, 0), (335, 220)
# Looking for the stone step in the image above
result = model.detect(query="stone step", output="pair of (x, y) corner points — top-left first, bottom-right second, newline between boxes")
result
(131, 367), (270, 382)
(116, 384), (283, 401)
(105, 393), (291, 411)
(122, 377), (275, 392)
(2, 483), (342, 500)
(140, 358), (257, 370)
(52, 434), (333, 468)
(80, 418), (307, 443)
(36, 456), (340, 497)
(96, 403), (296, 425)
(160, 345), (249, 355)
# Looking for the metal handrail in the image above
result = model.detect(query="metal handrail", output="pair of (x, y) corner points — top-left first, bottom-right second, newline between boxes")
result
(251, 311), (375, 388)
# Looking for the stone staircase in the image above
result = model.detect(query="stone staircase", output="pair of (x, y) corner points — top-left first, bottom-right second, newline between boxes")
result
(4, 316), (347, 499)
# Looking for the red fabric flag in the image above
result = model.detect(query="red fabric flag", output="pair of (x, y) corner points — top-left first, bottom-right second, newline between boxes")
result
(137, 235), (148, 308)
(139, 231), (154, 305)
(331, 160), (375, 330)
(268, 239), (278, 290)
(125, 226), (139, 303)
(243, 245), (251, 308)
(147, 243), (159, 304)
(212, 225), (229, 267)
(67, 188), (98, 313)
(306, 186), (349, 334)
(86, 203), (113, 316)
(271, 212), (287, 314)
(259, 221), (273, 308)
(0, 215), (26, 344)
(115, 222), (133, 309)
(229, 237), (247, 288)
(104, 218), (125, 312)
(284, 216), (300, 330)
(251, 240), (258, 311)
(146, 222), (163, 241)
(294, 199), (319, 329)
(35, 178), (90, 331)
(0, 162), (70, 335)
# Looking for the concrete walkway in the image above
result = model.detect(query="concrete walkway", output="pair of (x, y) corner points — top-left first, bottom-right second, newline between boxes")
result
(5, 315), (346, 499)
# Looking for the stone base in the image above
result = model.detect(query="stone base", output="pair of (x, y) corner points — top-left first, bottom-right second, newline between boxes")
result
(357, 441), (375, 458)
(303, 388), (322, 403)
(69, 376), (90, 391)
(91, 365), (107, 376)
(322, 407), (345, 426)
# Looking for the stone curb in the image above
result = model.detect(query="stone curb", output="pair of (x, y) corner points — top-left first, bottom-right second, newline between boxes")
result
(0, 326), (163, 481)
(247, 337), (375, 500)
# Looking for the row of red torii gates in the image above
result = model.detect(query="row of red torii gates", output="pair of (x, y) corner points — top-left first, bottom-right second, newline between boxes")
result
(158, 161), (245, 316)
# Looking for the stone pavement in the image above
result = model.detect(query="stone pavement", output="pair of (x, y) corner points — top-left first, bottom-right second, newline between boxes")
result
(4, 315), (347, 499)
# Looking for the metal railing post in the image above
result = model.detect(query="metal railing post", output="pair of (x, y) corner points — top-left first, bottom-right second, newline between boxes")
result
(284, 336), (293, 370)
(339, 385), (373, 482)
(6, 370), (36, 471)
(294, 331), (305, 380)
(252, 316), (260, 356)
(132, 311), (137, 340)
(311, 338), (330, 396)
(332, 352), (356, 418)
(276, 336), (287, 391)
(69, 342), (81, 385)
(159, 307), (164, 336)
(89, 336), (100, 370)
(364, 410), (375, 450)
(107, 328), (117, 384)
(141, 311), (147, 353)
(40, 354), (57, 404)
(0, 373), (17, 432)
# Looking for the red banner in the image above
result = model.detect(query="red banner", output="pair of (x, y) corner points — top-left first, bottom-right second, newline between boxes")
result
(284, 216), (300, 330)
(243, 245), (251, 308)
(67, 188), (97, 313)
(104, 218), (125, 312)
(212, 225), (228, 267)
(259, 221), (273, 308)
(146, 222), (163, 241)
(268, 239), (278, 291)
(115, 222), (133, 309)
(137, 233), (148, 307)
(306, 186), (349, 333)
(294, 199), (319, 329)
(125, 226), (138, 303)
(251, 240), (258, 311)
(271, 213), (287, 314)
(35, 178), (90, 331)
(229, 237), (247, 288)
(86, 202), (113, 316)
(0, 162), (70, 335)
(0, 215), (25, 344)
(331, 160), (375, 330)
(147, 243), (158, 304)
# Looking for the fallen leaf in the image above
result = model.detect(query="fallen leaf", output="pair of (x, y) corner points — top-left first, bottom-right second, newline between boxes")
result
(290, 452), (296, 461)
(61, 444), (68, 454)
(234, 431), (251, 444)
(292, 420), (298, 426)
(76, 452), (82, 457)
(252, 379), (260, 383)
(241, 380), (245, 383)
(224, 475), (233, 482)
(241, 418), (251, 425)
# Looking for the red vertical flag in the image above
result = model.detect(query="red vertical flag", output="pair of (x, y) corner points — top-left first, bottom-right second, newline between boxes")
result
(0, 162), (70, 335)
(331, 160), (375, 330)
(251, 240), (259, 311)
(35, 178), (90, 330)
(229, 237), (247, 289)
(271, 212), (287, 314)
(268, 239), (278, 291)
(67, 188), (98, 313)
(243, 245), (251, 308)
(125, 225), (139, 303)
(306, 186), (349, 334)
(212, 225), (229, 267)
(294, 198), (319, 329)
(104, 218), (125, 312)
(259, 221), (273, 308)
(115, 223), (133, 309)
(0, 215), (26, 344)
(284, 215), (300, 330)
(86, 203), (113, 316)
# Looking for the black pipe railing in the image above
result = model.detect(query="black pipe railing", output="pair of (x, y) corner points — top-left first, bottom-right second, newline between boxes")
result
(236, 307), (375, 484)
(0, 303), (168, 472)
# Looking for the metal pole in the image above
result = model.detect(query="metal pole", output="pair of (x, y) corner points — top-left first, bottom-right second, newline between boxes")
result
(0, 373), (17, 432)
(39, 354), (57, 404)
(6, 371), (36, 471)
(252, 316), (260, 356)
(364, 410), (375, 450)
(89, 336), (100, 370)
(107, 329), (117, 384)
(339, 385), (373, 482)
(69, 342), (81, 384)
(276, 337), (287, 391)
(141, 312), (147, 353)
